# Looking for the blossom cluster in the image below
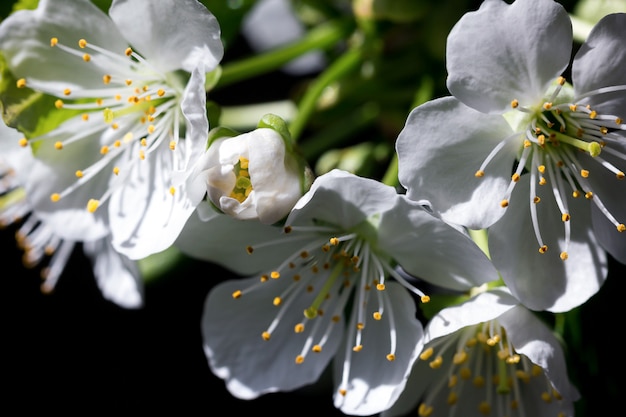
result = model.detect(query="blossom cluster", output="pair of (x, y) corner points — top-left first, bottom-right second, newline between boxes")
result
(1, 0), (624, 415)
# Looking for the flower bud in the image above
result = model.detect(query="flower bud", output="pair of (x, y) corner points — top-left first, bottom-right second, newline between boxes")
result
(196, 115), (310, 225)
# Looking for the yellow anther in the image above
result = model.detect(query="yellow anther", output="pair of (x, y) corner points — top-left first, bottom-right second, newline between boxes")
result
(386, 353), (396, 362)
(453, 351), (468, 365)
(312, 345), (322, 353)
(356, 322), (364, 330)
(572, 190), (580, 198)
(54, 141), (63, 150)
(147, 125), (156, 134)
(580, 169), (589, 178)
(420, 347), (434, 361)
(75, 170), (83, 178)
(421, 295), (430, 303)
(418, 403), (434, 417)
(511, 173), (520, 182)
(589, 110), (597, 119)
(50, 37), (58, 47)
(18, 138), (28, 147)
(329, 237), (339, 246)
(429, 355), (443, 369)
(54, 99), (64, 109)
(585, 191), (593, 199)
(617, 224), (625, 232)
(157, 89), (165, 97)
(16, 78), (26, 88)
(140, 138), (147, 147)
(78, 39), (87, 48)
(562, 213), (570, 222)
(270, 271), (280, 279)
(273, 296), (281, 306)
(62, 88), (71, 96)
(246, 246), (254, 255)
(500, 199), (509, 208)
(473, 375), (485, 387)
(616, 117), (623, 125)
(474, 170), (485, 178)
(294, 323), (304, 333)
(539, 177), (547, 185)
(113, 167), (120, 175)
(447, 391), (458, 405)
(125, 79), (132, 86)
(82, 53), (91, 62)
(50, 193), (61, 202)
(125, 47), (133, 56)
(569, 104), (577, 112)
(510, 99), (519, 108)
(600, 126), (608, 135)
(139, 150), (145, 160)
(616, 171), (625, 179)
(100, 146), (109, 155)
(339, 389), (347, 396)
(232, 290), (242, 299)
(523, 139), (531, 148)
(373, 312), (382, 320)
(537, 165), (545, 173)
(86, 199), (100, 213)
(557, 76), (566, 85)
(96, 98), (103, 106)
(537, 134), (545, 146)
(260, 274), (268, 282)
(261, 331), (271, 341)
(169, 186), (176, 196)
(352, 345), (363, 352)
(81, 113), (89, 121)
(479, 401), (491, 415)
(376, 283), (385, 291)
(111, 123), (119, 130)
(169, 141), (176, 150)
(560, 252), (568, 260)
(543, 102), (552, 110)
(541, 391), (552, 403)
(533, 196), (541, 204)
(459, 367), (472, 380)
(102, 74), (112, 85)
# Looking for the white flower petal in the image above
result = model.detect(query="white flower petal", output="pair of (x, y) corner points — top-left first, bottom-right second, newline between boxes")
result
(109, 0), (223, 73)
(396, 97), (517, 229)
(378, 195), (499, 291)
(498, 305), (581, 404)
(446, 0), (572, 113)
(0, 0), (128, 92)
(201, 275), (343, 399)
(489, 178), (608, 312)
(83, 236), (144, 309)
(332, 282), (423, 416)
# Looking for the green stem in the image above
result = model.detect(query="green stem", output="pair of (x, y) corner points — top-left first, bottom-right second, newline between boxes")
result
(289, 46), (363, 142)
(215, 18), (354, 89)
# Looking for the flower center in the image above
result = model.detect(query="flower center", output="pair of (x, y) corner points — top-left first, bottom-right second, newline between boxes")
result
(475, 77), (625, 259)
(236, 220), (430, 397)
(417, 321), (567, 417)
(229, 156), (253, 203)
(16, 37), (186, 212)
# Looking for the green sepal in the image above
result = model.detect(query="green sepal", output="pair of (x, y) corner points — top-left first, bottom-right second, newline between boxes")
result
(257, 113), (293, 152)
(205, 125), (239, 149)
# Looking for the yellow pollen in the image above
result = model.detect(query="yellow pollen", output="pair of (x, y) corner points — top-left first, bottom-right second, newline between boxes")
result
(339, 389), (347, 396)
(376, 283), (385, 291)
(15, 78), (26, 89)
(169, 186), (176, 196)
(429, 355), (443, 369)
(421, 295), (430, 303)
(589, 110), (597, 119)
(18, 138), (28, 147)
(572, 190), (580, 198)
(124, 79), (132, 86)
(557, 76), (566, 85)
(386, 354), (396, 361)
(500, 199), (509, 208)
(78, 39), (87, 48)
(86, 199), (100, 213)
(54, 99), (64, 109)
(96, 98), (103, 106)
(453, 351), (468, 365)
(140, 138), (147, 146)
(125, 47), (133, 56)
(537, 165), (545, 173)
(373, 312), (382, 320)
(270, 271), (280, 279)
(474, 170), (484, 178)
(62, 88), (71, 96)
(82, 53), (91, 62)
(585, 191), (593, 199)
(139, 150), (145, 160)
(113, 167), (120, 175)
(420, 347), (434, 360)
(75, 170), (83, 178)
(560, 252), (569, 260)
(562, 213), (570, 222)
(580, 169), (589, 178)
(261, 331), (271, 341)
(329, 237), (339, 245)
(418, 404), (434, 417)
(113, 140), (121, 147)
(539, 177), (547, 185)
(111, 123), (119, 130)
(169, 141), (176, 151)
(353, 345), (363, 352)
(232, 290), (242, 299)
(103, 74), (112, 84)
(523, 139), (531, 148)
(617, 224), (625, 232)
(511, 173), (520, 182)
(100, 146), (109, 155)
(50, 37), (58, 47)
(312, 345), (322, 353)
(356, 322), (365, 330)
(82, 113), (89, 121)
(50, 193), (61, 202)
(569, 104), (577, 111)
(147, 125), (156, 134)
(616, 171), (625, 179)
(510, 99), (519, 108)
(157, 89), (165, 97)
(294, 323), (304, 333)
(616, 117), (623, 125)
(273, 297), (281, 306)
(54, 141), (63, 150)
(537, 134), (545, 146)
(543, 102), (552, 110)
